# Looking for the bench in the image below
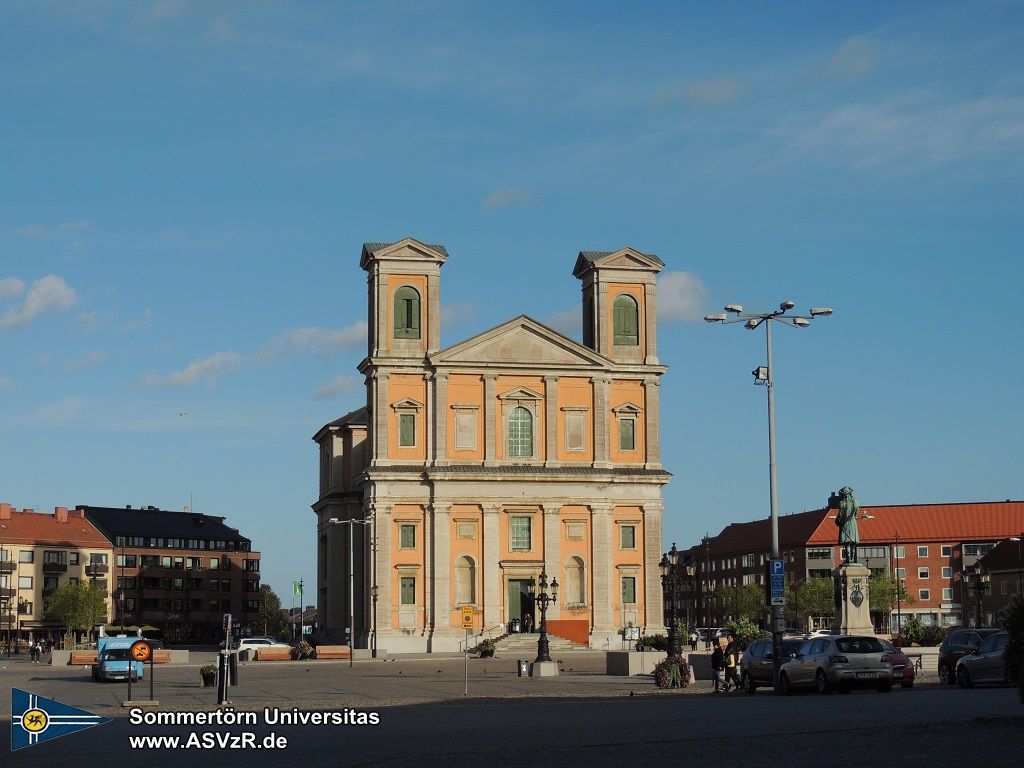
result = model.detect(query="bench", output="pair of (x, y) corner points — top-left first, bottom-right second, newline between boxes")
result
(254, 647), (293, 661)
(153, 650), (172, 664)
(905, 652), (924, 672)
(70, 651), (98, 666)
(314, 645), (351, 660)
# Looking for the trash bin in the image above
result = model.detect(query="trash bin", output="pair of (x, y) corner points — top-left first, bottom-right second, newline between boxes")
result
(517, 659), (528, 677)
(511, 618), (521, 633)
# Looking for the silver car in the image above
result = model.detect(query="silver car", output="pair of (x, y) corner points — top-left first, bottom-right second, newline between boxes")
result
(956, 630), (1010, 688)
(779, 635), (893, 694)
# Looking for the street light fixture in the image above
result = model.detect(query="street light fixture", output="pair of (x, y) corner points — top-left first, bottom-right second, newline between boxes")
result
(705, 300), (833, 691)
(327, 515), (374, 667)
(528, 570), (558, 663)
(659, 543), (696, 657)
(1010, 536), (1023, 597)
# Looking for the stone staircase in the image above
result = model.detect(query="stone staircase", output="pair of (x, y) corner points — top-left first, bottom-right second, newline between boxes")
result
(492, 632), (590, 656)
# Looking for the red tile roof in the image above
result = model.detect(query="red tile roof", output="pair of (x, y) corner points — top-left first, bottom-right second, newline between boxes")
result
(0, 508), (110, 547)
(688, 509), (829, 557)
(807, 501), (1024, 546)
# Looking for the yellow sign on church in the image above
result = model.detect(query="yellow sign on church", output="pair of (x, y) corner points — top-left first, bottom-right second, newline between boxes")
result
(461, 607), (474, 628)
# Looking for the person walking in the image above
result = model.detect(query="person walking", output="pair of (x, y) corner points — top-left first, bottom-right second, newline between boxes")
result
(29, 641), (40, 664)
(711, 641), (726, 692)
(689, 630), (698, 652)
(724, 634), (741, 692)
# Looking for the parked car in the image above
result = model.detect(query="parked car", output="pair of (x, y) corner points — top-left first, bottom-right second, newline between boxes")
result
(779, 635), (893, 694)
(739, 637), (805, 693)
(956, 630), (1011, 688)
(92, 637), (144, 683)
(220, 636), (289, 650)
(937, 628), (1000, 685)
(879, 639), (915, 688)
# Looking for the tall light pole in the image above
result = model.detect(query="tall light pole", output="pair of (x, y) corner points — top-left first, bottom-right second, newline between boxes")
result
(1010, 536), (1023, 597)
(327, 515), (373, 668)
(705, 300), (833, 691)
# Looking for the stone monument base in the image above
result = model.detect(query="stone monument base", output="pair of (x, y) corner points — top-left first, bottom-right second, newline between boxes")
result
(832, 562), (874, 636)
(529, 661), (559, 677)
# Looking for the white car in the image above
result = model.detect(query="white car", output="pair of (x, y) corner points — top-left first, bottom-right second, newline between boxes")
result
(222, 636), (289, 650)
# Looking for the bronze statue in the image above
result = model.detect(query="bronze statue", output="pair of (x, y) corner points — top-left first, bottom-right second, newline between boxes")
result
(831, 486), (863, 564)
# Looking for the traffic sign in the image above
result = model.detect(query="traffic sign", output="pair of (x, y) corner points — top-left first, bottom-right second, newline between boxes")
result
(461, 607), (474, 629)
(768, 558), (785, 606)
(130, 640), (151, 663)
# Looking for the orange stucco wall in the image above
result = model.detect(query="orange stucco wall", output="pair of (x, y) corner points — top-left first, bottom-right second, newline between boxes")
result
(495, 376), (545, 461)
(390, 504), (425, 629)
(546, 619), (590, 646)
(448, 504), (483, 629)
(609, 379), (646, 464)
(611, 506), (646, 624)
(386, 273), (429, 353)
(555, 377), (594, 463)
(447, 374), (484, 461)
(604, 282), (646, 356)
(387, 375), (427, 461)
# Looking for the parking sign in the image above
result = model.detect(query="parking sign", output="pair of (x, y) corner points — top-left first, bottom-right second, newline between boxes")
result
(768, 559), (785, 606)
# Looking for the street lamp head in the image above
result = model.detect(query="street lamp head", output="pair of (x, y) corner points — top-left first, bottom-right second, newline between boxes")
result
(550, 578), (558, 600)
(779, 300), (796, 311)
(744, 318), (760, 330)
(724, 304), (743, 314)
(659, 553), (670, 576)
(793, 317), (811, 327)
(704, 313), (727, 323)
(669, 542), (680, 566)
(809, 307), (834, 316)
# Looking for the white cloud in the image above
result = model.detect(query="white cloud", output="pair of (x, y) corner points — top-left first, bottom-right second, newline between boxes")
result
(544, 306), (581, 339)
(658, 272), (709, 323)
(0, 275), (78, 328)
(483, 187), (534, 209)
(0, 376), (12, 389)
(314, 375), (363, 400)
(440, 300), (475, 328)
(140, 351), (243, 388)
(0, 277), (25, 300)
(64, 350), (113, 372)
(260, 321), (367, 360)
(826, 36), (878, 79)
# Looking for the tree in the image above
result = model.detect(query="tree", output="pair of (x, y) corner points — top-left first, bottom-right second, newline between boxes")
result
(796, 578), (835, 622)
(869, 571), (914, 631)
(257, 584), (285, 637)
(45, 582), (107, 645)
(715, 584), (768, 625)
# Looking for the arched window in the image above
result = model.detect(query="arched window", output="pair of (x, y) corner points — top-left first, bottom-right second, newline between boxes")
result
(456, 556), (476, 605)
(393, 286), (421, 339)
(507, 406), (533, 457)
(564, 556), (586, 605)
(612, 294), (639, 346)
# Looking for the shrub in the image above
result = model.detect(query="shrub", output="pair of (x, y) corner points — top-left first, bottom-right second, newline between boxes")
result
(997, 595), (1024, 695)
(474, 638), (496, 658)
(293, 640), (314, 660)
(722, 619), (765, 651)
(653, 655), (691, 689)
(918, 625), (948, 647)
(636, 633), (669, 652)
(903, 615), (924, 646)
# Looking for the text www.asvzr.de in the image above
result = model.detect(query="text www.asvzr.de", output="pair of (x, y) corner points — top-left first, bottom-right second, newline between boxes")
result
(129, 732), (288, 750)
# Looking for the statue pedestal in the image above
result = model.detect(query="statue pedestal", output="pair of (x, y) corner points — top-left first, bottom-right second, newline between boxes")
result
(832, 562), (874, 636)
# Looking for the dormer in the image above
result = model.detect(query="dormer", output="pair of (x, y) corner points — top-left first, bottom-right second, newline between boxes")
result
(573, 247), (664, 364)
(361, 238), (448, 359)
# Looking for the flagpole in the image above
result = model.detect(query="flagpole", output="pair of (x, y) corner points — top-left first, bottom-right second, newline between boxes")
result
(299, 579), (304, 640)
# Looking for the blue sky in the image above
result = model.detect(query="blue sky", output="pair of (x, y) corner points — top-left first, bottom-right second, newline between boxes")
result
(2, 1), (1022, 602)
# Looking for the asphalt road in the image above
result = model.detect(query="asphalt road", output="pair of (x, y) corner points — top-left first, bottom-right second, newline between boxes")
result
(2, 672), (1020, 767)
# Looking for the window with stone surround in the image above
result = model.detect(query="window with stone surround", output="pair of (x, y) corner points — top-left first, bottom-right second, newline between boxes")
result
(621, 576), (637, 605)
(393, 286), (421, 339)
(612, 294), (639, 346)
(399, 524), (416, 549)
(563, 409), (585, 451)
(510, 516), (532, 551)
(400, 576), (416, 605)
(455, 557), (476, 605)
(565, 557), (586, 605)
(453, 406), (478, 451)
(508, 407), (533, 457)
(620, 525), (636, 549)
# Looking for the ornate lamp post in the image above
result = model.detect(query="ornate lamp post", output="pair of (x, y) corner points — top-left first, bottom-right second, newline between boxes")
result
(706, 300), (833, 690)
(966, 565), (990, 628)
(659, 543), (696, 657)
(529, 570), (558, 663)
(702, 579), (717, 650)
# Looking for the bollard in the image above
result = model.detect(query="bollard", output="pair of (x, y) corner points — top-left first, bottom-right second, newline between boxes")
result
(517, 659), (528, 677)
(217, 651), (229, 705)
(228, 651), (238, 686)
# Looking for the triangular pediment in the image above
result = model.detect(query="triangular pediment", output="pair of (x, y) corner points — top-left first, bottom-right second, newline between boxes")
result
(431, 316), (613, 369)
(573, 247), (664, 277)
(360, 237), (448, 269)
(390, 398), (424, 411)
(498, 387), (543, 401)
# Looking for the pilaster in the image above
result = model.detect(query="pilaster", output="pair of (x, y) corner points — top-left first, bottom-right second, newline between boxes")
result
(373, 505), (393, 636)
(642, 501), (666, 634)
(482, 504), (501, 627)
(591, 504), (613, 630)
(543, 375), (559, 467)
(542, 504), (561, 619)
(433, 372), (449, 465)
(592, 375), (611, 468)
(484, 374), (498, 466)
(643, 376), (661, 470)
(431, 503), (451, 634)
(644, 281), (658, 364)
(427, 272), (441, 354)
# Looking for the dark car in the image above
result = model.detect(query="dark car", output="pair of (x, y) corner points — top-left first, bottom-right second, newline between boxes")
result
(956, 630), (1011, 688)
(938, 628), (1000, 685)
(739, 638), (805, 693)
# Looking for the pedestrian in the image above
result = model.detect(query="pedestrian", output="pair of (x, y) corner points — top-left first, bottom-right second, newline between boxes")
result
(711, 641), (726, 692)
(689, 630), (698, 652)
(523, 614), (533, 634)
(30, 641), (40, 664)
(724, 634), (740, 692)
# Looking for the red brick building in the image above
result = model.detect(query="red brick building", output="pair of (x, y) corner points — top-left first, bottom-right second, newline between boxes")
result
(686, 499), (1024, 630)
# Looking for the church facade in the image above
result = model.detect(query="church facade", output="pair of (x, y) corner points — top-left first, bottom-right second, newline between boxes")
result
(312, 238), (671, 652)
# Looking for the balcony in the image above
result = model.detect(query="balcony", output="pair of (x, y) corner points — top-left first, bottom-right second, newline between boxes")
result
(85, 563), (109, 576)
(0, 560), (15, 573)
(42, 588), (57, 600)
(0, 587), (15, 599)
(43, 561), (68, 573)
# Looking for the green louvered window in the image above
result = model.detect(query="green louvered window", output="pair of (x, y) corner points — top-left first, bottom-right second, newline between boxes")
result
(394, 286), (421, 339)
(619, 417), (635, 451)
(400, 577), (415, 605)
(612, 294), (639, 346)
(507, 406), (533, 457)
(399, 413), (416, 447)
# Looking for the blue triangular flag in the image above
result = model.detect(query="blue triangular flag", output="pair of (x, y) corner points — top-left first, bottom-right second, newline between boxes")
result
(11, 688), (110, 751)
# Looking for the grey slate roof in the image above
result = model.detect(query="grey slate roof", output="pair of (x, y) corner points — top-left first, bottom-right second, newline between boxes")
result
(80, 505), (251, 543)
(363, 241), (449, 257)
(578, 249), (665, 267)
(326, 406), (368, 428)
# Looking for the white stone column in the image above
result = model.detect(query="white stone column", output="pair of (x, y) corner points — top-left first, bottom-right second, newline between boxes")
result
(642, 501), (666, 634)
(425, 373), (435, 466)
(482, 504), (501, 628)
(422, 504), (432, 634)
(434, 372), (448, 466)
(590, 504), (613, 631)
(427, 271), (441, 354)
(592, 376), (611, 468)
(543, 376), (559, 467)
(643, 376), (661, 470)
(542, 504), (561, 620)
(644, 280), (658, 364)
(375, 268), (388, 357)
(373, 505), (393, 639)
(431, 503), (451, 637)
(484, 374), (498, 466)
(371, 371), (390, 466)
